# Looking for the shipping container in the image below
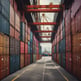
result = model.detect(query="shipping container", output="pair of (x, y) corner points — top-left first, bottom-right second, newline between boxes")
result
(20, 22), (25, 42)
(10, 55), (20, 74)
(0, 14), (10, 35)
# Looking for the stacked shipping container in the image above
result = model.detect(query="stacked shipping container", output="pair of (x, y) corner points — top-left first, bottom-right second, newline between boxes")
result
(52, 0), (81, 80)
(0, 0), (41, 80)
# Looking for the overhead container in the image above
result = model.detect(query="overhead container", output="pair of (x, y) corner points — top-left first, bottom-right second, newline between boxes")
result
(0, 14), (10, 35)
(0, 0), (10, 20)
(72, 7), (81, 34)
(10, 4), (14, 26)
(65, 9), (71, 36)
(71, 0), (81, 18)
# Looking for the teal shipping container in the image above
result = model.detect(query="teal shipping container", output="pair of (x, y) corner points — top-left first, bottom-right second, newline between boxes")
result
(0, 14), (10, 35)
(0, 0), (10, 20)
(10, 55), (20, 74)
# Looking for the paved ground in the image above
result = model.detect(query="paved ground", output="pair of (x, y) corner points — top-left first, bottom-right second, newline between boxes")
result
(1, 56), (79, 81)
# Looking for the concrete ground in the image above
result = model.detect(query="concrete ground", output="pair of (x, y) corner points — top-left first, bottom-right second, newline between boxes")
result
(1, 56), (79, 81)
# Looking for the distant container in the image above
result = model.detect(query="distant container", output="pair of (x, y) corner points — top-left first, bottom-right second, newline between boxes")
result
(30, 32), (33, 42)
(27, 54), (30, 65)
(25, 32), (28, 43)
(25, 43), (28, 54)
(20, 41), (24, 54)
(0, 14), (10, 35)
(25, 54), (28, 66)
(33, 54), (36, 63)
(20, 22), (25, 42)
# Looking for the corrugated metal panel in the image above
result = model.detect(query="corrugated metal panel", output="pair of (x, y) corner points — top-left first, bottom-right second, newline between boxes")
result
(0, 0), (10, 20)
(0, 14), (10, 35)
(10, 4), (14, 26)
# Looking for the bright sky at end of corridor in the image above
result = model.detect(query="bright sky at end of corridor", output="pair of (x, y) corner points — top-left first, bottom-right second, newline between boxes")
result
(40, 0), (61, 53)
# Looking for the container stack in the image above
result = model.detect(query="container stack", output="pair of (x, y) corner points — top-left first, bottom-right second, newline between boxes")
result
(30, 31), (33, 63)
(0, 0), (41, 80)
(0, 0), (10, 79)
(52, 0), (81, 80)
(33, 35), (37, 62)
(0, 34), (9, 80)
(10, 0), (20, 74)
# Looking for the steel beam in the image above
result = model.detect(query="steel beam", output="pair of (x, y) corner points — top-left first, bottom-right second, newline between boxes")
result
(34, 31), (56, 33)
(38, 36), (51, 38)
(27, 5), (64, 8)
(26, 9), (61, 12)
(29, 22), (57, 25)
(40, 41), (51, 43)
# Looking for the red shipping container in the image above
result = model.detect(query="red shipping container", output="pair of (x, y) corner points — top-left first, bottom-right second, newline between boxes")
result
(25, 44), (28, 54)
(10, 0), (14, 6)
(10, 4), (14, 26)
(66, 35), (71, 52)
(57, 53), (59, 64)
(75, 7), (81, 33)
(10, 26), (15, 37)
(65, 9), (71, 36)
(0, 55), (4, 70)
(15, 30), (20, 41)
(20, 42), (24, 54)
(20, 54), (25, 68)
(71, 0), (81, 18)
(14, 1), (17, 12)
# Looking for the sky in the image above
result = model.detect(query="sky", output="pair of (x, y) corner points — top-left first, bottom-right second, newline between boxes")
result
(39, 0), (61, 53)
